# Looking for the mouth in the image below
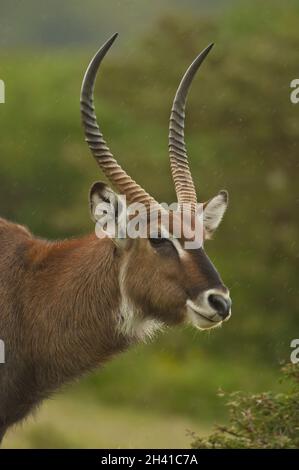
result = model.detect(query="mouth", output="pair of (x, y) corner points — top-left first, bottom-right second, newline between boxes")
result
(188, 305), (218, 323)
(186, 300), (222, 330)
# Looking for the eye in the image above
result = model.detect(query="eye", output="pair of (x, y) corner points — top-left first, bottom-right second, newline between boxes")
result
(149, 237), (169, 247)
(149, 238), (178, 259)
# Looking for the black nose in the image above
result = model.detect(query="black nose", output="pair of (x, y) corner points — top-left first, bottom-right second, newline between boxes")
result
(208, 294), (231, 319)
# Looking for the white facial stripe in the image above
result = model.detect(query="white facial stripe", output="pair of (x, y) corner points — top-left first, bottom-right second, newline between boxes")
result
(158, 225), (187, 259)
(170, 237), (187, 259)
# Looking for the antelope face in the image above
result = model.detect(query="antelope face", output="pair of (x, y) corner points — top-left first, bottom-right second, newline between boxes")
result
(90, 184), (231, 331)
(130, 219), (231, 331)
(82, 34), (232, 335)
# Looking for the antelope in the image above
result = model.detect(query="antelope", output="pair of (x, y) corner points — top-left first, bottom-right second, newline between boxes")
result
(0, 33), (232, 443)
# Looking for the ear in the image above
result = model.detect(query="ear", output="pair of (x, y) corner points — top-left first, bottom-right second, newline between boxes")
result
(203, 190), (228, 239)
(89, 181), (126, 245)
(89, 181), (119, 222)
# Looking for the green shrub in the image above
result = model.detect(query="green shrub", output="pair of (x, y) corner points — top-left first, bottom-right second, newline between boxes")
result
(190, 363), (299, 449)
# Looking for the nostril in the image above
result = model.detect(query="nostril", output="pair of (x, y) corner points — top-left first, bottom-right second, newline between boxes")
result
(208, 294), (231, 319)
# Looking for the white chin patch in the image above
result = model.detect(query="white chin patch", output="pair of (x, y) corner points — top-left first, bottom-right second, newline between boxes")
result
(118, 260), (163, 342)
(118, 302), (163, 342)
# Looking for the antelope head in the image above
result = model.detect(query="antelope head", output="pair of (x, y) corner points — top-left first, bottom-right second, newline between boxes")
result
(80, 34), (232, 338)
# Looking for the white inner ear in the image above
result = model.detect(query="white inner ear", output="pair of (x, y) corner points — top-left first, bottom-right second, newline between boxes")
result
(90, 191), (102, 215)
(91, 186), (118, 221)
(98, 186), (118, 208)
(203, 191), (228, 237)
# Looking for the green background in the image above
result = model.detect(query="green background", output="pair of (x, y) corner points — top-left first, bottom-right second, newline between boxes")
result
(0, 0), (298, 448)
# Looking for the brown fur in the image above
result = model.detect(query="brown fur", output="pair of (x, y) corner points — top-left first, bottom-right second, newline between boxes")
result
(0, 207), (227, 442)
(0, 219), (129, 439)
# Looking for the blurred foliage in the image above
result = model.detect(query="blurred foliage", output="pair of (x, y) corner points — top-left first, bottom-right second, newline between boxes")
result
(0, 0), (298, 429)
(0, 0), (236, 49)
(190, 363), (299, 448)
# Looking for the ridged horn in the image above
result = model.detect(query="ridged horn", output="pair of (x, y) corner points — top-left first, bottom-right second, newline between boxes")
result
(80, 33), (155, 207)
(168, 43), (214, 208)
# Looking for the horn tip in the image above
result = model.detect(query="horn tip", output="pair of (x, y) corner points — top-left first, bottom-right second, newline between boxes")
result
(205, 42), (214, 54)
(107, 32), (119, 45)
